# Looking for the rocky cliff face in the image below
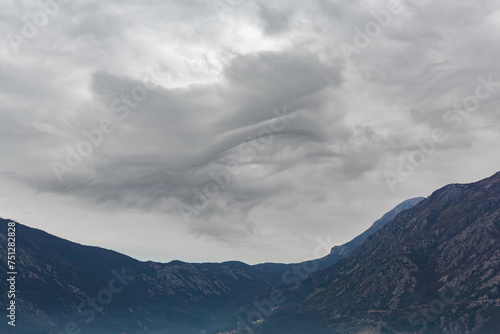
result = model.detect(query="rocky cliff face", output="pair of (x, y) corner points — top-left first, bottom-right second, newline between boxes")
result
(262, 172), (500, 333)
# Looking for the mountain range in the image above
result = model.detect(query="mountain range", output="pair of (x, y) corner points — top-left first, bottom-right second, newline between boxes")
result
(261, 172), (500, 333)
(1, 172), (500, 333)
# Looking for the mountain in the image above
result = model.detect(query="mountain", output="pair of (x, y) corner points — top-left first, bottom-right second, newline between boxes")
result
(317, 197), (425, 269)
(261, 172), (500, 334)
(3, 172), (499, 334)
(0, 197), (424, 334)
(0, 221), (288, 334)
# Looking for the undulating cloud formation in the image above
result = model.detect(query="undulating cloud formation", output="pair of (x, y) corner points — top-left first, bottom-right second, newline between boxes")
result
(1, 0), (499, 264)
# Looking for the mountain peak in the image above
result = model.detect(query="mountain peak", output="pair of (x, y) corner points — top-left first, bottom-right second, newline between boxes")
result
(264, 171), (500, 333)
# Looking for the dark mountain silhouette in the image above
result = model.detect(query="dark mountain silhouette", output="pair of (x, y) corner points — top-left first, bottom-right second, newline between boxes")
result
(0, 221), (288, 334)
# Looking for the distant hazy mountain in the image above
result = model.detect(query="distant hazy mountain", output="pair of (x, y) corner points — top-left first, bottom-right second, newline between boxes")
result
(316, 197), (425, 269)
(261, 172), (500, 333)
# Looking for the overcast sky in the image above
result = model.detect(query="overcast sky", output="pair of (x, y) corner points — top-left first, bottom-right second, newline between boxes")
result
(1, 0), (499, 264)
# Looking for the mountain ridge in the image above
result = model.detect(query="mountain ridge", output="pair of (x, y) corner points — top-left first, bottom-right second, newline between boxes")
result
(261, 171), (500, 333)
(316, 196), (425, 269)
(0, 196), (425, 334)
(2, 172), (499, 333)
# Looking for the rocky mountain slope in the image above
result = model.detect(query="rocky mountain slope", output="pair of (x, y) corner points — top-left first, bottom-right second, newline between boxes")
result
(317, 197), (425, 270)
(261, 172), (500, 334)
(0, 221), (287, 334)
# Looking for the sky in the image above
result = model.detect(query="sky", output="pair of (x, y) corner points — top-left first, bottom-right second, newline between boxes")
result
(0, 0), (499, 265)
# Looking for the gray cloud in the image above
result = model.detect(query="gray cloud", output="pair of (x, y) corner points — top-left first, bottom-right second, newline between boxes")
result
(26, 48), (345, 242)
(257, 3), (293, 35)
